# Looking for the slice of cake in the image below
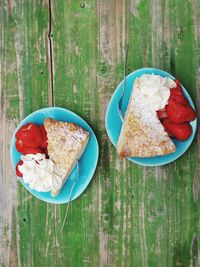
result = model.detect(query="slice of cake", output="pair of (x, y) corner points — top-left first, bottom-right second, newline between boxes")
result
(44, 118), (89, 196)
(117, 75), (176, 158)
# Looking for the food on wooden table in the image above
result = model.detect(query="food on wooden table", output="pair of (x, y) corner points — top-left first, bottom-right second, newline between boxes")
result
(44, 118), (89, 196)
(15, 118), (89, 197)
(117, 74), (196, 158)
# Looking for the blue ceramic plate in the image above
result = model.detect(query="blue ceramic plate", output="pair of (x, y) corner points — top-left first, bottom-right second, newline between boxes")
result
(105, 68), (197, 166)
(10, 107), (99, 204)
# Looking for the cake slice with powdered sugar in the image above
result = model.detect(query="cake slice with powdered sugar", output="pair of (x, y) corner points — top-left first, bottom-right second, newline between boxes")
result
(44, 118), (89, 197)
(117, 75), (176, 157)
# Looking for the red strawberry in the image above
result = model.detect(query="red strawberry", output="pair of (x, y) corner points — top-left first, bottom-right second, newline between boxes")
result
(15, 123), (42, 147)
(162, 119), (192, 141)
(170, 89), (189, 105)
(16, 139), (26, 153)
(174, 79), (182, 89)
(170, 80), (189, 105)
(185, 105), (196, 121)
(157, 108), (168, 119)
(39, 125), (48, 148)
(16, 160), (23, 177)
(21, 147), (43, 155)
(166, 99), (196, 123)
(162, 119), (173, 136)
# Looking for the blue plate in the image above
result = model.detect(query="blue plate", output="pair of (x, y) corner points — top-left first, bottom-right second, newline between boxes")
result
(105, 68), (197, 166)
(10, 107), (99, 204)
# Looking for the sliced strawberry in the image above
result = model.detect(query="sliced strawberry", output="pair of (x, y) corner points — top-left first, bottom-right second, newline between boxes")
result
(167, 98), (196, 123)
(166, 99), (187, 123)
(170, 80), (189, 105)
(162, 119), (192, 141)
(21, 147), (43, 155)
(174, 79), (182, 89)
(157, 108), (168, 119)
(40, 125), (47, 138)
(15, 123), (42, 147)
(162, 119), (173, 136)
(16, 139), (26, 153)
(40, 140), (48, 149)
(170, 90), (189, 105)
(16, 160), (23, 177)
(39, 125), (48, 148)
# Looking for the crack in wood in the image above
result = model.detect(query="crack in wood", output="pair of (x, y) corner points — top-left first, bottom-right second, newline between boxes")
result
(48, 0), (54, 107)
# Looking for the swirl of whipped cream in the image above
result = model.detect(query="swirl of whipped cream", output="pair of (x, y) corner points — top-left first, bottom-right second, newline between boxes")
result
(18, 153), (62, 192)
(136, 74), (176, 111)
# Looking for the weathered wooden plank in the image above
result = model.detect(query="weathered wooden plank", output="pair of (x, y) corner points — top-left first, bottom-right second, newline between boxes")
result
(50, 1), (100, 266)
(1, 1), (55, 266)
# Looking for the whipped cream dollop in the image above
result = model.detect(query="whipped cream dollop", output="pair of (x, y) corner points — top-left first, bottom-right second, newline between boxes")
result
(136, 74), (176, 111)
(19, 153), (62, 192)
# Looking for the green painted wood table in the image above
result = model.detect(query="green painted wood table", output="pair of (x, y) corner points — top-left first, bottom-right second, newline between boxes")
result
(1, 0), (200, 266)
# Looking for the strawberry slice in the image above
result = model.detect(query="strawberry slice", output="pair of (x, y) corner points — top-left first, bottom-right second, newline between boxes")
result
(16, 139), (43, 155)
(170, 89), (189, 105)
(39, 125), (48, 149)
(16, 139), (26, 153)
(166, 98), (196, 124)
(170, 80), (189, 105)
(162, 119), (192, 141)
(174, 79), (182, 89)
(16, 160), (23, 177)
(15, 123), (42, 148)
(157, 108), (168, 119)
(21, 147), (43, 155)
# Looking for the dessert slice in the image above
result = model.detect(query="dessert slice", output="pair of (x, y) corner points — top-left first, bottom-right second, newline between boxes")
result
(44, 118), (89, 196)
(117, 77), (176, 158)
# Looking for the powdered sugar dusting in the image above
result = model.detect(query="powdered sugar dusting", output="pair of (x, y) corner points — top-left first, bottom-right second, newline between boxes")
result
(118, 75), (176, 157)
(128, 81), (175, 155)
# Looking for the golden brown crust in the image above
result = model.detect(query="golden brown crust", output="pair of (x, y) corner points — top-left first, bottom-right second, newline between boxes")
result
(44, 118), (89, 196)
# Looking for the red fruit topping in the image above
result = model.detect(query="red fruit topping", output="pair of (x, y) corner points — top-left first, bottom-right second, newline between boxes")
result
(166, 98), (196, 124)
(16, 139), (43, 155)
(44, 148), (48, 155)
(40, 140), (48, 149)
(157, 108), (168, 119)
(40, 125), (47, 138)
(170, 90), (189, 105)
(21, 147), (43, 155)
(15, 123), (42, 148)
(16, 160), (23, 177)
(39, 125), (48, 148)
(170, 80), (189, 105)
(16, 139), (26, 153)
(162, 119), (192, 141)
(174, 79), (182, 89)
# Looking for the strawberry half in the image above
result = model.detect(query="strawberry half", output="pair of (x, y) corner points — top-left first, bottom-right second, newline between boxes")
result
(15, 123), (42, 148)
(16, 160), (23, 177)
(162, 119), (192, 141)
(170, 89), (189, 105)
(16, 139), (26, 153)
(170, 80), (189, 105)
(39, 125), (48, 149)
(166, 98), (196, 124)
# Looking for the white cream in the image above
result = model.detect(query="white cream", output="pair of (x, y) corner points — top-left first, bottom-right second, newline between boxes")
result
(136, 74), (176, 111)
(19, 153), (62, 193)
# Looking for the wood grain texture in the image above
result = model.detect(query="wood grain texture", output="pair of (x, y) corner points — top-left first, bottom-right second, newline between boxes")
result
(1, 0), (200, 266)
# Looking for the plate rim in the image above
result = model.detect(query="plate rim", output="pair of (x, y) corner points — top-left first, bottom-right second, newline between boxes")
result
(10, 107), (99, 204)
(105, 67), (197, 166)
